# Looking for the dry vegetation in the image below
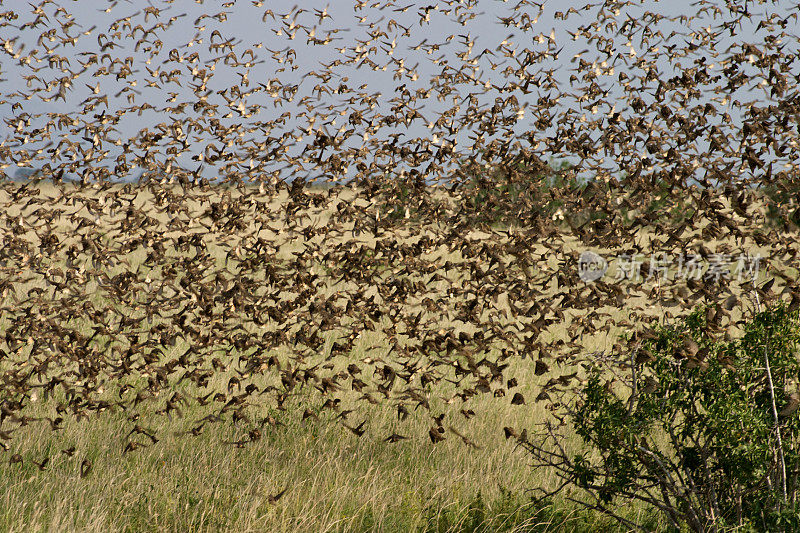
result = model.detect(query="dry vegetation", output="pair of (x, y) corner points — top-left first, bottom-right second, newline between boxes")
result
(0, 0), (799, 530)
(0, 178), (797, 531)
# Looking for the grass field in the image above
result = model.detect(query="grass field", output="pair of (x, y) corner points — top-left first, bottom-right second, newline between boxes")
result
(0, 179), (796, 531)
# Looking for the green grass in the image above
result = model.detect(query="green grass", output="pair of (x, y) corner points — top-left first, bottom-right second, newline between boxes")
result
(0, 179), (793, 531)
(0, 382), (660, 532)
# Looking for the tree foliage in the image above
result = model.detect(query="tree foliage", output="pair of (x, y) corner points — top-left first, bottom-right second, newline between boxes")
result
(518, 304), (800, 531)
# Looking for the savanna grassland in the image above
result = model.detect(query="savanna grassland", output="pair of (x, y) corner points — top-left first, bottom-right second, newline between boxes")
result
(1, 1), (799, 531)
(0, 176), (797, 532)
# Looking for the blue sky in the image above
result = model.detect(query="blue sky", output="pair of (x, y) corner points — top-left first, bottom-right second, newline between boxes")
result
(0, 1), (797, 185)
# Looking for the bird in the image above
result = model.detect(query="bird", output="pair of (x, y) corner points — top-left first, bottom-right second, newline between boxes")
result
(0, 0), (793, 490)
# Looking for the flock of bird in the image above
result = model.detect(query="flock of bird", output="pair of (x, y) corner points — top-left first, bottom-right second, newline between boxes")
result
(0, 0), (798, 475)
(0, 0), (797, 187)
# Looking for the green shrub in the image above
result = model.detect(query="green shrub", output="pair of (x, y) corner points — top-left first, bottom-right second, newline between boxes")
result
(519, 304), (800, 532)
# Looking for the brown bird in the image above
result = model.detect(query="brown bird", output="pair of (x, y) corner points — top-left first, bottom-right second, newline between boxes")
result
(429, 426), (446, 444)
(267, 486), (289, 505)
(80, 459), (93, 479)
(344, 419), (367, 437)
(384, 432), (407, 443)
(0, 0), (792, 490)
